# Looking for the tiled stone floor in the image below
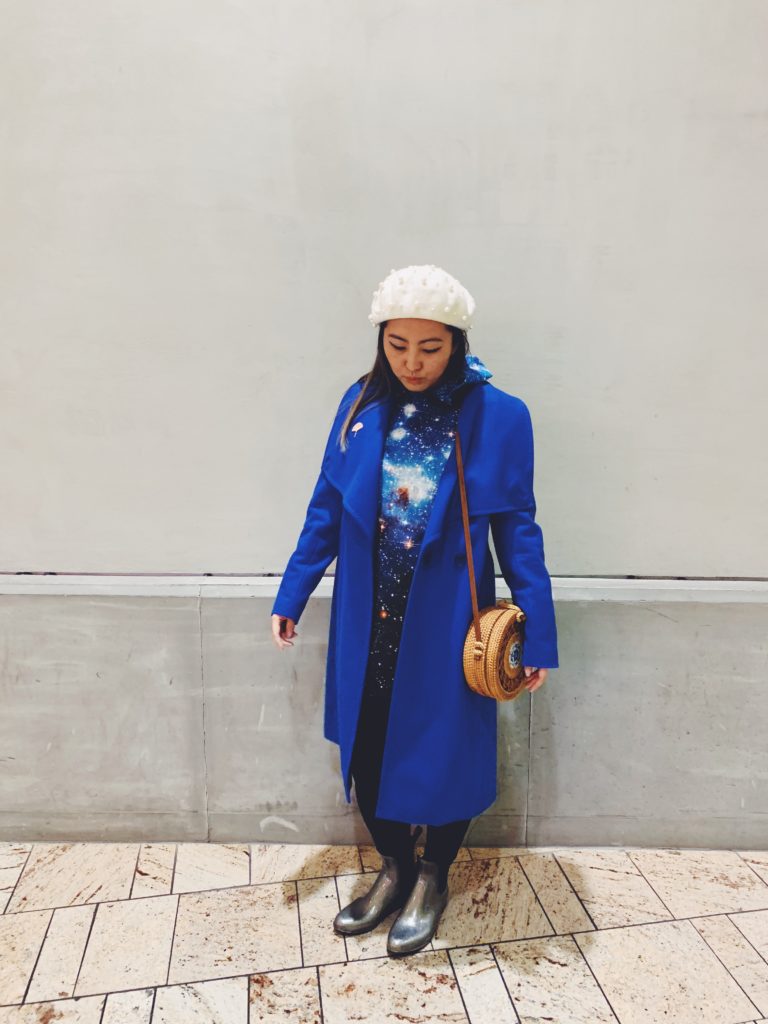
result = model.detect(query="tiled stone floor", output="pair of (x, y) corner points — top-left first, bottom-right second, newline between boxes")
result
(1, 841), (768, 1023)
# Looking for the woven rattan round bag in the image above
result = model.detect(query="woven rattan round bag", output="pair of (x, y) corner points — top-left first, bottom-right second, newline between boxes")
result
(455, 428), (529, 701)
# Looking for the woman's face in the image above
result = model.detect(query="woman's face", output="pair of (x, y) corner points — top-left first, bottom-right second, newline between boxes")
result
(383, 318), (454, 392)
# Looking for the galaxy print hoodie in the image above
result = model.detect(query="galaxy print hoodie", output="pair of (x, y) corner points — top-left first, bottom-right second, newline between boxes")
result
(364, 353), (494, 698)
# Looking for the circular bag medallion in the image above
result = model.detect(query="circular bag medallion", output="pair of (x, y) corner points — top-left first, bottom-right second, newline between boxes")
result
(507, 638), (522, 673)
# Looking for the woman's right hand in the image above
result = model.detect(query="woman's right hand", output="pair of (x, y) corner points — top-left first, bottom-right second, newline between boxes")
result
(271, 614), (298, 650)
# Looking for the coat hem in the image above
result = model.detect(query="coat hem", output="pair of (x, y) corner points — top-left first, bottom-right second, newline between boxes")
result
(371, 791), (498, 827)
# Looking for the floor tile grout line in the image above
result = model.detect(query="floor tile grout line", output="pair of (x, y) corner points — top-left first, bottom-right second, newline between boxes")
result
(6, 913), (768, 1015)
(19, 963), (332, 1007)
(163, 892), (182, 988)
(294, 879), (305, 969)
(0, 864), (403, 917)
(168, 843), (179, 897)
(550, 852), (599, 932)
(616, 850), (767, 998)
(71, 902), (99, 1001)
(333, 874), (350, 965)
(488, 942), (522, 1024)
(315, 964), (324, 1024)
(726, 911), (768, 971)
(443, 947), (472, 1024)
(19, 906), (55, 1005)
(4, 844), (34, 914)
(734, 851), (768, 890)
(624, 849), (680, 921)
(567, 932), (622, 1023)
(514, 855), (559, 939)
(5, 841), (762, 868)
(681, 917), (764, 1019)
(127, 843), (144, 902)
(6, 876), (768, 934)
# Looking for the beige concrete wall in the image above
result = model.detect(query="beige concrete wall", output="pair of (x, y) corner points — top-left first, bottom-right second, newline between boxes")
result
(1, 0), (765, 578)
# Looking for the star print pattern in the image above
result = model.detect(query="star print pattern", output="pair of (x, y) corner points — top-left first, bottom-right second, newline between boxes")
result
(363, 353), (494, 699)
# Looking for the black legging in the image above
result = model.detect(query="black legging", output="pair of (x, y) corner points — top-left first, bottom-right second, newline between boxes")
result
(350, 681), (472, 890)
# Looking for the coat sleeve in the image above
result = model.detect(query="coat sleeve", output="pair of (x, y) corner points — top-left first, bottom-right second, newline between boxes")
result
(490, 399), (559, 669)
(270, 385), (356, 625)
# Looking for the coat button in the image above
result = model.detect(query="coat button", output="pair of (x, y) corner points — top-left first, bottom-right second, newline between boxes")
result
(454, 551), (467, 565)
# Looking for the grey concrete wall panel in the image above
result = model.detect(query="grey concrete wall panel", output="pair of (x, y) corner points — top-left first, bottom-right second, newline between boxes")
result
(0, 596), (207, 842)
(1, 586), (765, 849)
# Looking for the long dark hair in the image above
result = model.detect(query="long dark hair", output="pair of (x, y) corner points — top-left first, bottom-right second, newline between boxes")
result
(337, 322), (471, 451)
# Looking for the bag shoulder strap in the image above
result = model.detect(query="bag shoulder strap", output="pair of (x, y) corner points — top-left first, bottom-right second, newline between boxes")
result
(454, 428), (482, 641)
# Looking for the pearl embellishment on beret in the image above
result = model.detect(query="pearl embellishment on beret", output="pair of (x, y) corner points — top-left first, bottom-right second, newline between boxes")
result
(368, 263), (476, 330)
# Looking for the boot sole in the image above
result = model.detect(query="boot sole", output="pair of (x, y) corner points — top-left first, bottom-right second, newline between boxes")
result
(332, 899), (406, 936)
(386, 935), (433, 957)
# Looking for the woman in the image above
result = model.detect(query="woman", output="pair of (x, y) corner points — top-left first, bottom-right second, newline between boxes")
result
(271, 264), (558, 956)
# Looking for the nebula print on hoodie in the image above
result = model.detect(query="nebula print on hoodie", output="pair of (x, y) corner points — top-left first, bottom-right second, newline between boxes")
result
(364, 353), (493, 698)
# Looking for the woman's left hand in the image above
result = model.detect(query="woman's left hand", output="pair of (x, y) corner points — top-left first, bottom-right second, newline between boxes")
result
(523, 666), (548, 692)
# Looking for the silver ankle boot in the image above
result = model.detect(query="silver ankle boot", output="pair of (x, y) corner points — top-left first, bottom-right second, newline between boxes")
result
(386, 855), (449, 956)
(333, 827), (422, 937)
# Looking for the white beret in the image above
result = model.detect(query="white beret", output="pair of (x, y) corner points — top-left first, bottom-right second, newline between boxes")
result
(368, 263), (476, 331)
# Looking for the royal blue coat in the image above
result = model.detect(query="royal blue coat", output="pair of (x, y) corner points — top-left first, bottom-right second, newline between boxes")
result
(271, 377), (559, 825)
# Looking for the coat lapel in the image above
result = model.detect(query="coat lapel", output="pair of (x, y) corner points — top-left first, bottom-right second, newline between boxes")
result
(339, 396), (388, 539)
(340, 384), (484, 556)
